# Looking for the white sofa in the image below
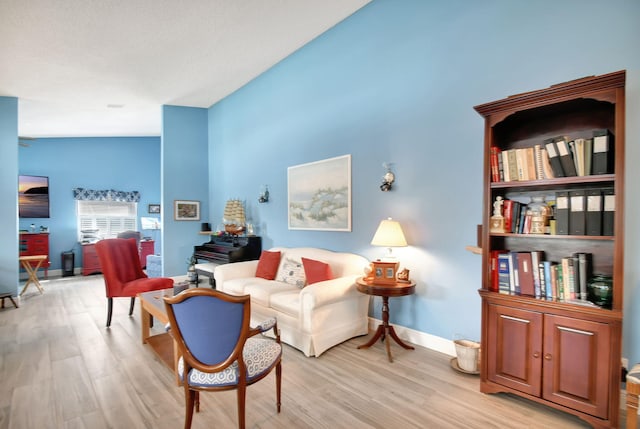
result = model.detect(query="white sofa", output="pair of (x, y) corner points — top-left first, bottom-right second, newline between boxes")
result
(213, 247), (370, 357)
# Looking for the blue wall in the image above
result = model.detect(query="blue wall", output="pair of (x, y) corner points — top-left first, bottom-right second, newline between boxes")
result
(0, 97), (19, 295)
(207, 0), (640, 360)
(18, 137), (162, 270)
(161, 106), (209, 277)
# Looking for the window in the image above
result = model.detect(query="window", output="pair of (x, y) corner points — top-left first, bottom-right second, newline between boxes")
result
(77, 200), (137, 241)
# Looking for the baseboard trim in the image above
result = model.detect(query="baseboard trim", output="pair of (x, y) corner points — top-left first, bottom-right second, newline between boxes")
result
(366, 317), (457, 357)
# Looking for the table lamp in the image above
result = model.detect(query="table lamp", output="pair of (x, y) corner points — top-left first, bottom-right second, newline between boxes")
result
(371, 218), (407, 261)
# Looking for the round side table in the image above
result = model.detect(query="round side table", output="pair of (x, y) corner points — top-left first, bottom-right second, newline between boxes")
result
(355, 277), (416, 363)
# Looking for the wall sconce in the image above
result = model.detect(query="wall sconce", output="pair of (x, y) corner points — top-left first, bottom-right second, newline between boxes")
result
(259, 185), (270, 203)
(380, 163), (395, 191)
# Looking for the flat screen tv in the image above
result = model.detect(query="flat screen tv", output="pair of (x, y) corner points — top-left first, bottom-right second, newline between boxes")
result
(19, 175), (50, 218)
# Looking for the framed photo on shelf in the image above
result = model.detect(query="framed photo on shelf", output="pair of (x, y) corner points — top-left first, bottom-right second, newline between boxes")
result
(148, 204), (160, 214)
(174, 200), (200, 221)
(371, 261), (399, 285)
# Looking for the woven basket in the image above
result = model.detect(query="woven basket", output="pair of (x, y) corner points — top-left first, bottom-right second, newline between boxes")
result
(454, 339), (480, 372)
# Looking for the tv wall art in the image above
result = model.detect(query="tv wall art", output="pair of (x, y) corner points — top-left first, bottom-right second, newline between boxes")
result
(19, 175), (50, 218)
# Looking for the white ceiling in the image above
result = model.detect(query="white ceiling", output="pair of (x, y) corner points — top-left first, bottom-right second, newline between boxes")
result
(0, 0), (370, 138)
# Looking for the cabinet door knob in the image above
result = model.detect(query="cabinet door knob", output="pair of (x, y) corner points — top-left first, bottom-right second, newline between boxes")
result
(544, 354), (552, 361)
(533, 352), (540, 358)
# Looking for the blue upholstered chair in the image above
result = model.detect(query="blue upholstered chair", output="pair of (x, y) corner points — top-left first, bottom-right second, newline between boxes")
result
(163, 288), (282, 429)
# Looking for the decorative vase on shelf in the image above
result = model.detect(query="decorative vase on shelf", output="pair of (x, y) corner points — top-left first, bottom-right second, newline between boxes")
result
(587, 274), (613, 309)
(527, 196), (550, 234)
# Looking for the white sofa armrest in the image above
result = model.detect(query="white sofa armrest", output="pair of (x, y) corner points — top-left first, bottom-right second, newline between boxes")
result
(214, 260), (260, 286)
(300, 274), (361, 310)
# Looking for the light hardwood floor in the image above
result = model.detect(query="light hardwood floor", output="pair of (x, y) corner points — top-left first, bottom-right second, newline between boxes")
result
(0, 275), (625, 428)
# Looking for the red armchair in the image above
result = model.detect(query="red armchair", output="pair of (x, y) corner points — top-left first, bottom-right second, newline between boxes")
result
(96, 238), (173, 327)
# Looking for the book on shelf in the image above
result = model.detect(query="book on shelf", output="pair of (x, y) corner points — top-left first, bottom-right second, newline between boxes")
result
(489, 250), (500, 292)
(569, 190), (586, 235)
(562, 257), (577, 300)
(555, 263), (564, 301)
(586, 188), (603, 236)
(570, 138), (585, 176)
(525, 147), (536, 180)
(555, 136), (578, 177)
(603, 188), (615, 236)
(530, 251), (544, 298)
(550, 263), (559, 300)
(555, 191), (570, 235)
(592, 129), (612, 175)
(503, 199), (514, 232)
(515, 148), (527, 181)
(540, 146), (554, 179)
(497, 253), (511, 294)
(508, 252), (520, 294)
(575, 252), (592, 301)
(490, 147), (501, 182)
(507, 149), (518, 183)
(583, 137), (593, 176)
(538, 261), (547, 298)
(517, 252), (535, 296)
(544, 138), (565, 177)
(501, 150), (511, 182)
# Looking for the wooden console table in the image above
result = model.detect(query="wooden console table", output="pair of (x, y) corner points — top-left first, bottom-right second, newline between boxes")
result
(355, 277), (416, 363)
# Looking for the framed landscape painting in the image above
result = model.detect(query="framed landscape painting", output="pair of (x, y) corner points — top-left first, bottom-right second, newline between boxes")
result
(288, 154), (351, 231)
(19, 175), (50, 218)
(174, 200), (200, 221)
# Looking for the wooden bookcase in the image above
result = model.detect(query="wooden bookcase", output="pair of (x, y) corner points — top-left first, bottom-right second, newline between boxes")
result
(474, 71), (625, 428)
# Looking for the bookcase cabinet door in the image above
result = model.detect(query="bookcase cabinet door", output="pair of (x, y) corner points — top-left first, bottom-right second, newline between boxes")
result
(487, 303), (542, 396)
(542, 314), (610, 418)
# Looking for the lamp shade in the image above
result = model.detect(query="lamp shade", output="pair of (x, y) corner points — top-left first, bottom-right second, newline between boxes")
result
(371, 218), (407, 247)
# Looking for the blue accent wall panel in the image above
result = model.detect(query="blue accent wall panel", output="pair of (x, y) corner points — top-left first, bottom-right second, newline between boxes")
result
(207, 0), (640, 359)
(0, 97), (19, 295)
(18, 136), (162, 271)
(162, 105), (208, 276)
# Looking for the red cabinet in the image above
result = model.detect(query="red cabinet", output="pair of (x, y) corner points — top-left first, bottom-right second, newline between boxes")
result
(82, 244), (101, 276)
(19, 232), (50, 275)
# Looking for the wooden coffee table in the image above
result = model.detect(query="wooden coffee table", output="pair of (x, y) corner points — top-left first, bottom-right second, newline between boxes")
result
(139, 288), (181, 385)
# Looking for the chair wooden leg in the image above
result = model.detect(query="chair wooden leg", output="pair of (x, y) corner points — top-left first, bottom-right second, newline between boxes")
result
(276, 361), (282, 413)
(627, 379), (640, 429)
(237, 383), (247, 429)
(106, 298), (113, 327)
(129, 297), (136, 315)
(195, 391), (200, 412)
(184, 387), (195, 429)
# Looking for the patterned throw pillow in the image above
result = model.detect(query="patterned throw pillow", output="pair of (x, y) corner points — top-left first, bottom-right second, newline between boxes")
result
(278, 258), (306, 288)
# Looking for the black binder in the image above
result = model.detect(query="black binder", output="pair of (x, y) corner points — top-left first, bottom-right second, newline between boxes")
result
(555, 137), (577, 177)
(602, 188), (615, 236)
(592, 129), (612, 175)
(569, 190), (586, 235)
(544, 138), (565, 177)
(586, 188), (602, 236)
(555, 191), (570, 235)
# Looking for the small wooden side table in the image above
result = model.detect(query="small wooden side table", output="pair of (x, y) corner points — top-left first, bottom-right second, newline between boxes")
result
(19, 255), (48, 296)
(355, 277), (416, 362)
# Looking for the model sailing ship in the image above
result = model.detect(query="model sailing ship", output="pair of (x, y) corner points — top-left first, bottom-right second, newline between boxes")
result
(223, 199), (246, 235)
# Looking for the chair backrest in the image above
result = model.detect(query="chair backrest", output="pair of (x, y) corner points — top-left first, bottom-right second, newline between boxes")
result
(117, 230), (141, 248)
(164, 289), (251, 372)
(96, 238), (147, 297)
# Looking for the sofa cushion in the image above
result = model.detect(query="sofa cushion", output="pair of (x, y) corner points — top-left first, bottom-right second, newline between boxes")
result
(269, 290), (301, 318)
(244, 281), (299, 307)
(277, 258), (306, 288)
(301, 257), (334, 285)
(255, 250), (281, 280)
(222, 277), (275, 295)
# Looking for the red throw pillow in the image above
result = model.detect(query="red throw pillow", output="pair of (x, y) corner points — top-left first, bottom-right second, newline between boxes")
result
(255, 251), (281, 280)
(302, 257), (334, 285)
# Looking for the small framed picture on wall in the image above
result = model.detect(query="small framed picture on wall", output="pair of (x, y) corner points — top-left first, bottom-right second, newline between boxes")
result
(148, 204), (160, 214)
(174, 200), (200, 221)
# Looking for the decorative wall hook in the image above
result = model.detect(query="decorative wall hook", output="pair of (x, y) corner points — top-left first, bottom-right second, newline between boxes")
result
(380, 163), (395, 191)
(259, 185), (270, 203)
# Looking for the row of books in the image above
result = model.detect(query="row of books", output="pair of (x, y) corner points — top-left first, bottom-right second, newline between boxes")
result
(490, 250), (598, 304)
(490, 129), (612, 182)
(498, 188), (614, 236)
